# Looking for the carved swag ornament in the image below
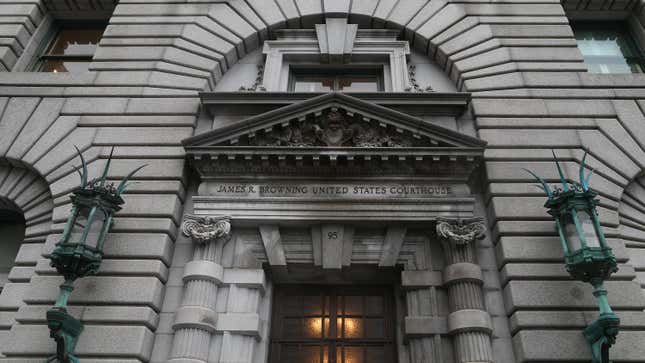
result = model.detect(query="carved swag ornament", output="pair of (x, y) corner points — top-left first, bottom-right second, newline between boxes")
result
(181, 214), (232, 244)
(436, 217), (486, 246)
(251, 110), (417, 147)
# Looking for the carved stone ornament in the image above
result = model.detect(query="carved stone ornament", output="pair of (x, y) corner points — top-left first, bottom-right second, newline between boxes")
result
(436, 217), (486, 246)
(404, 64), (433, 93)
(251, 110), (416, 147)
(238, 64), (266, 91)
(181, 214), (232, 244)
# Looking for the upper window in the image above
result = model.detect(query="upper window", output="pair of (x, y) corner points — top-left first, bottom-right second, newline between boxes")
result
(573, 22), (645, 74)
(269, 285), (395, 363)
(37, 25), (105, 73)
(290, 68), (383, 92)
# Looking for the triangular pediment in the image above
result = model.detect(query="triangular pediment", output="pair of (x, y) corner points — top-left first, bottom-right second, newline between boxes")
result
(184, 93), (486, 149)
(184, 93), (485, 179)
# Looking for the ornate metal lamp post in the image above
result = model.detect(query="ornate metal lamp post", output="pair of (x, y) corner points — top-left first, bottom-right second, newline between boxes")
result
(526, 152), (619, 363)
(47, 148), (144, 363)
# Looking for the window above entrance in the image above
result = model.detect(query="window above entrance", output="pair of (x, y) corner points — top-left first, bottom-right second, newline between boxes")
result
(260, 19), (410, 92)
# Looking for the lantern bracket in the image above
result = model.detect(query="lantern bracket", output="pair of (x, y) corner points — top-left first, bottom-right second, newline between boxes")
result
(524, 151), (620, 363)
(46, 146), (144, 362)
(585, 314), (619, 363)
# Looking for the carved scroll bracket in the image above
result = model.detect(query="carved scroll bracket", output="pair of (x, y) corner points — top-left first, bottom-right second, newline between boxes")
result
(436, 217), (486, 246)
(181, 214), (232, 244)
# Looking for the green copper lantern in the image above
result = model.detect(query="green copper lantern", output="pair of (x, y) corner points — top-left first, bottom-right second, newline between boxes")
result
(525, 152), (619, 363)
(47, 147), (144, 363)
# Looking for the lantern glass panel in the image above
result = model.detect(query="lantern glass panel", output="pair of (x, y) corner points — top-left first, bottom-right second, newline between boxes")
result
(563, 210), (600, 252)
(579, 210), (601, 248)
(69, 206), (106, 248)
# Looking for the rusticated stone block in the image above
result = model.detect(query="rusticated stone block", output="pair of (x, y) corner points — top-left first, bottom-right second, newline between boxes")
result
(513, 330), (645, 362)
(3, 324), (154, 360)
(23, 276), (165, 311)
(503, 280), (645, 314)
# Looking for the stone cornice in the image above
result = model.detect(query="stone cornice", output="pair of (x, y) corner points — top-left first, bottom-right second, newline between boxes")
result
(198, 91), (471, 115)
(187, 146), (483, 178)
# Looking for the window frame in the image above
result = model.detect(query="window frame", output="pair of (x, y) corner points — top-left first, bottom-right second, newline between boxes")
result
(31, 20), (106, 73)
(572, 21), (645, 74)
(289, 66), (385, 92)
(269, 284), (397, 363)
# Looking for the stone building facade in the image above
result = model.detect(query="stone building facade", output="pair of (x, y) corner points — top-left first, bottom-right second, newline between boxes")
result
(0, 1), (645, 362)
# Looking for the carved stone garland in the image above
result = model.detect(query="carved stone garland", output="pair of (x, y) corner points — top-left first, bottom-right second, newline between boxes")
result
(405, 64), (433, 92)
(436, 217), (494, 363)
(238, 64), (266, 91)
(167, 215), (232, 363)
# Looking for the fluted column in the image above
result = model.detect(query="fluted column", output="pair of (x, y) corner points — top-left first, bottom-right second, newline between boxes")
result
(437, 217), (493, 363)
(167, 215), (232, 363)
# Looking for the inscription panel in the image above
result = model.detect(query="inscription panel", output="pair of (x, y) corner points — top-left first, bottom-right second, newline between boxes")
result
(200, 182), (467, 199)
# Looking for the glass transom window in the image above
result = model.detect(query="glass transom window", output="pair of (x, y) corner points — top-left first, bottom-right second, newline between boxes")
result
(573, 23), (645, 74)
(270, 285), (395, 363)
(291, 69), (383, 92)
(39, 27), (105, 73)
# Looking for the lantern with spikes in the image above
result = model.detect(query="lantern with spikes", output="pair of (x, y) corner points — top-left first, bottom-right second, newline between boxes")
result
(46, 147), (145, 363)
(525, 152), (619, 363)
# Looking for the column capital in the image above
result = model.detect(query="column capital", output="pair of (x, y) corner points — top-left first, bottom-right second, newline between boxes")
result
(436, 217), (486, 246)
(181, 214), (231, 244)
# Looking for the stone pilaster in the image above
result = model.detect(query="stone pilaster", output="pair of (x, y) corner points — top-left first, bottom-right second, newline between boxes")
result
(167, 215), (232, 363)
(436, 217), (493, 363)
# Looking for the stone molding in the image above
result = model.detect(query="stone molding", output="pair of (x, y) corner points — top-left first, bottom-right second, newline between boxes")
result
(216, 313), (262, 339)
(181, 214), (231, 244)
(443, 262), (483, 285)
(172, 306), (218, 333)
(182, 260), (224, 284)
(447, 309), (493, 335)
(404, 316), (448, 336)
(401, 270), (443, 289)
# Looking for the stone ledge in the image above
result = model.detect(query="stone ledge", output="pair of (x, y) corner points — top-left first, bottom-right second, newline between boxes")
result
(513, 330), (645, 362)
(23, 276), (165, 311)
(172, 306), (217, 333)
(401, 270), (443, 289)
(447, 309), (492, 334)
(14, 305), (159, 330)
(443, 262), (483, 285)
(222, 269), (266, 292)
(2, 324), (154, 360)
(503, 280), (645, 314)
(0, 359), (143, 363)
(404, 316), (448, 337)
(510, 310), (645, 334)
(183, 260), (223, 284)
(500, 263), (636, 286)
(34, 259), (170, 283)
(216, 313), (261, 339)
